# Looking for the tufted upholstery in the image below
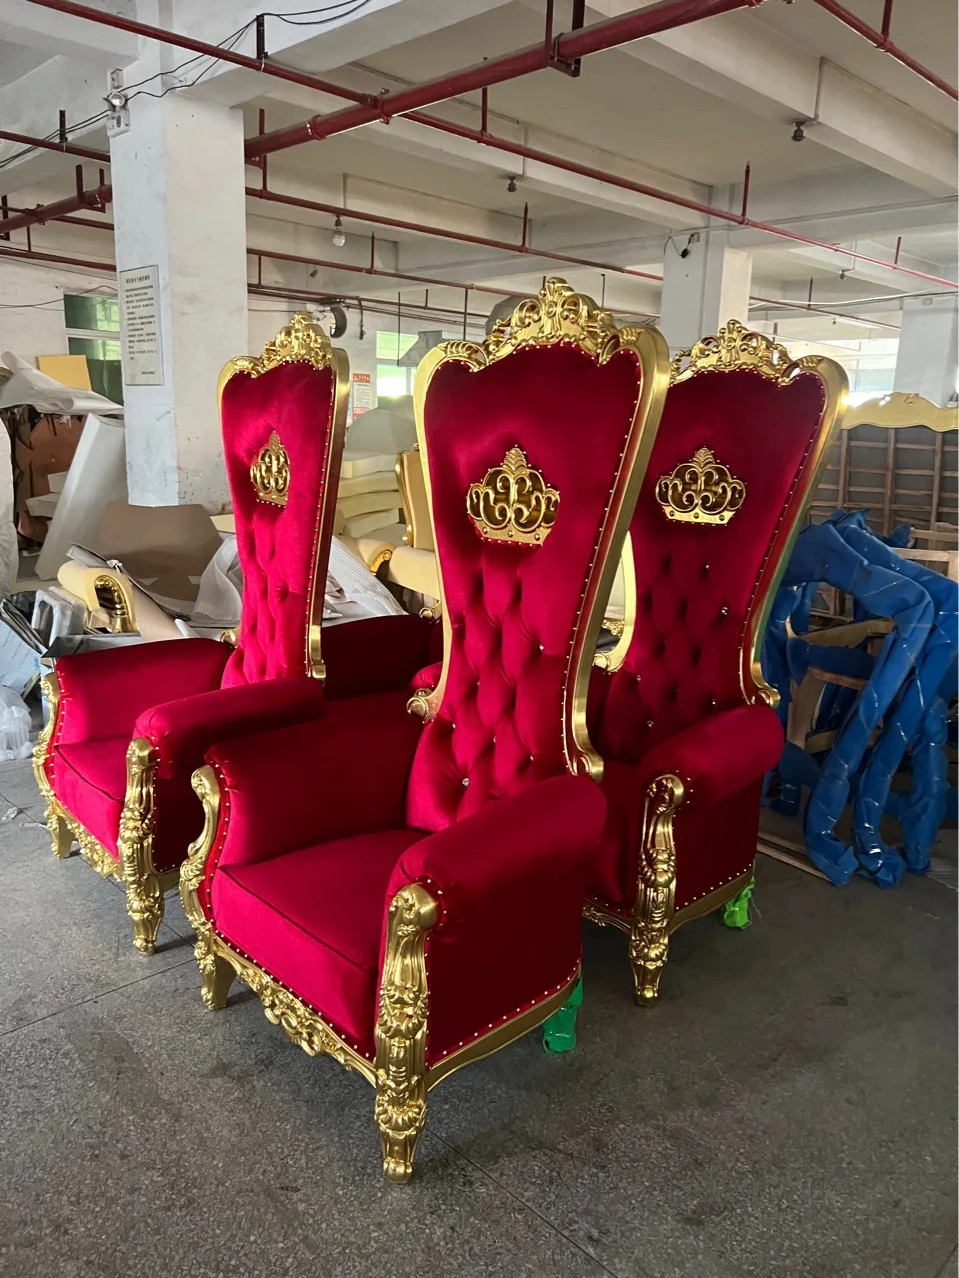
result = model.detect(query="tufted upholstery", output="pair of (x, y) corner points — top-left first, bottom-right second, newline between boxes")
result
(405, 344), (646, 833)
(220, 360), (340, 686)
(593, 368), (826, 763)
(588, 365), (832, 915)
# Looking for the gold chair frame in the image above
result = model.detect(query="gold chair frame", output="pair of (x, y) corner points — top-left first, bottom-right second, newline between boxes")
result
(584, 321), (848, 1002)
(180, 279), (671, 1180)
(34, 314), (349, 953)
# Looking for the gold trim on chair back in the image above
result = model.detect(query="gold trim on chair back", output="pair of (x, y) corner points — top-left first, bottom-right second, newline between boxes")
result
(216, 313), (350, 681)
(840, 392), (957, 434)
(411, 276), (670, 782)
(601, 320), (848, 704)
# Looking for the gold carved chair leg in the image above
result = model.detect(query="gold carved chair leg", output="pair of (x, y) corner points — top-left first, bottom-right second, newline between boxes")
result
(118, 738), (165, 955)
(180, 767), (237, 1009)
(373, 884), (438, 1184)
(32, 672), (72, 858)
(629, 774), (684, 1004)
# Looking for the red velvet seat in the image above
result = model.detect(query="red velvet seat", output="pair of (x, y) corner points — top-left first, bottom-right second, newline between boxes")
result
(586, 323), (848, 1001)
(180, 279), (671, 1181)
(34, 314), (436, 953)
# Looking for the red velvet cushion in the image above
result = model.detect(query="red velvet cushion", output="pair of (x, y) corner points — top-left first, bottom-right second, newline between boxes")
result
(406, 343), (644, 832)
(388, 773), (604, 1066)
(595, 367), (827, 764)
(220, 360), (341, 687)
(213, 827), (425, 1057)
(52, 737), (128, 856)
(54, 638), (230, 746)
(590, 706), (781, 912)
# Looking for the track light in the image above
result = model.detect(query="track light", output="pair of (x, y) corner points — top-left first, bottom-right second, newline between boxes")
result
(506, 176), (517, 193)
(791, 120), (806, 143)
(331, 216), (346, 249)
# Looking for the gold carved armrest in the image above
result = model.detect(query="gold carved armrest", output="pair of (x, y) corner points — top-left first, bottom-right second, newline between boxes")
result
(57, 561), (136, 634)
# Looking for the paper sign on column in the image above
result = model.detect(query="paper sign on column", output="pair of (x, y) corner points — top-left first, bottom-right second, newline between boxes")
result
(119, 265), (163, 386)
(352, 371), (374, 416)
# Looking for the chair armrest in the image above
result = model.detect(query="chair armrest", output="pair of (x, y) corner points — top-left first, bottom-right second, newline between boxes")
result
(409, 660), (442, 693)
(321, 614), (440, 700)
(384, 775), (606, 1063)
(205, 696), (423, 870)
(639, 704), (783, 807)
(135, 676), (327, 781)
(55, 637), (231, 744)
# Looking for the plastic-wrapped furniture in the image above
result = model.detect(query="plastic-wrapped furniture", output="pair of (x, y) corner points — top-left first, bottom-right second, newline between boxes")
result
(34, 314), (435, 953)
(765, 509), (951, 886)
(179, 279), (670, 1181)
(585, 322), (847, 1002)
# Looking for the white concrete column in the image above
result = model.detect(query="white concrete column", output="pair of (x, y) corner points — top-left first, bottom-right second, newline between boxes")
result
(893, 295), (958, 406)
(658, 232), (753, 353)
(110, 93), (249, 508)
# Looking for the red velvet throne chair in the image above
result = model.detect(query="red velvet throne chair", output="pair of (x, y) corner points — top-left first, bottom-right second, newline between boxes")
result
(586, 322), (847, 1003)
(33, 314), (434, 954)
(179, 279), (671, 1181)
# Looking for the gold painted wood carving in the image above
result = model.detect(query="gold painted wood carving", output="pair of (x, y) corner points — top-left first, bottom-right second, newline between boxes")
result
(467, 445), (559, 546)
(841, 391), (958, 433)
(250, 431), (290, 507)
(655, 445), (745, 525)
(630, 773), (684, 1004)
(117, 737), (165, 954)
(374, 883), (438, 1183)
(671, 319), (820, 385)
(438, 277), (624, 371)
(231, 310), (334, 378)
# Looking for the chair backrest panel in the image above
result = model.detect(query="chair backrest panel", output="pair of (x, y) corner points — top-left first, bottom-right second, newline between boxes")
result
(405, 282), (668, 832)
(595, 360), (839, 765)
(218, 316), (347, 688)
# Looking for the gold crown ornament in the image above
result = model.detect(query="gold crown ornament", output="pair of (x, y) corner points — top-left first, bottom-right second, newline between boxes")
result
(655, 445), (745, 525)
(250, 431), (291, 507)
(466, 445), (559, 546)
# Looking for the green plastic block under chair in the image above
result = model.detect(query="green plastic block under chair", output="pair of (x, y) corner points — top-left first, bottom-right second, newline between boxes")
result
(542, 977), (583, 1053)
(721, 875), (755, 929)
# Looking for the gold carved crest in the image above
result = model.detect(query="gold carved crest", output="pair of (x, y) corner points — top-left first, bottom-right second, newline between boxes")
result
(250, 431), (290, 507)
(670, 319), (820, 385)
(655, 446), (745, 525)
(467, 445), (559, 546)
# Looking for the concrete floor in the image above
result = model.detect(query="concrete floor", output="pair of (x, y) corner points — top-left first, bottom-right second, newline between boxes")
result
(0, 755), (955, 1278)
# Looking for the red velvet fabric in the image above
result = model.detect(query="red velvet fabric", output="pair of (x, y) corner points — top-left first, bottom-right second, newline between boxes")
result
(214, 828), (425, 1057)
(387, 774), (604, 1066)
(220, 360), (341, 687)
(320, 615), (439, 700)
(52, 737), (127, 856)
(594, 368), (826, 763)
(406, 344), (644, 832)
(200, 695), (422, 898)
(589, 366), (827, 914)
(589, 707), (782, 908)
(53, 638), (229, 747)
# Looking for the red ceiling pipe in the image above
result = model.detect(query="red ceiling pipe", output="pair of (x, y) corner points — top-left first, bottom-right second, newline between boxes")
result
(809, 0), (958, 101)
(23, 0), (376, 107)
(5, 206), (114, 232)
(249, 246), (657, 319)
(411, 115), (959, 289)
(246, 184), (662, 283)
(0, 175), (112, 235)
(0, 244), (115, 272)
(0, 127), (110, 164)
(246, 0), (762, 158)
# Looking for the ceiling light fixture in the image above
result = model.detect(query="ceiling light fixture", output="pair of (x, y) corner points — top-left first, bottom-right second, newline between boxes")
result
(332, 215), (346, 248)
(105, 88), (127, 111)
(506, 176), (517, 193)
(791, 120), (807, 143)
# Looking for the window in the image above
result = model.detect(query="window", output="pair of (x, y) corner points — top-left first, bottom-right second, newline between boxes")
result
(64, 293), (123, 404)
(376, 331), (419, 401)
